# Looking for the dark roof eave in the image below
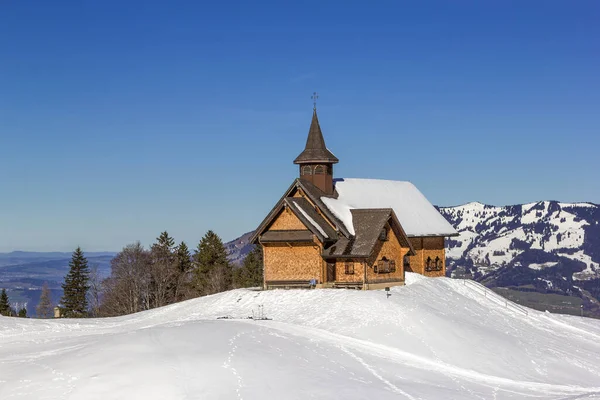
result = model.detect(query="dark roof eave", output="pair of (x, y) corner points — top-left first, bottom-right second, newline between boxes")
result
(293, 158), (339, 164)
(406, 232), (460, 238)
(323, 253), (369, 259)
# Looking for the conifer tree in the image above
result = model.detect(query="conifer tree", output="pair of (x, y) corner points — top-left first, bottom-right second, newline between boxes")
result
(0, 288), (10, 316)
(234, 246), (264, 288)
(36, 282), (54, 318)
(176, 241), (192, 273)
(18, 307), (27, 318)
(61, 247), (90, 318)
(149, 231), (177, 307)
(193, 230), (232, 295)
(174, 241), (193, 301)
(156, 231), (175, 251)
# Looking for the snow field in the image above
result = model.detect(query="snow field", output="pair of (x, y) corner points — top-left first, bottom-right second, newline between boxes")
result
(1, 274), (600, 399)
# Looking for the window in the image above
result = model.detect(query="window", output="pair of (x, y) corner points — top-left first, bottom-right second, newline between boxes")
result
(379, 228), (388, 241)
(345, 261), (354, 274)
(424, 256), (442, 272)
(403, 255), (411, 268)
(314, 165), (325, 175)
(301, 165), (312, 175)
(390, 260), (396, 273)
(377, 257), (390, 273)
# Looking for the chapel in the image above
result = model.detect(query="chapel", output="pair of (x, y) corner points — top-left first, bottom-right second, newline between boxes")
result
(250, 105), (458, 289)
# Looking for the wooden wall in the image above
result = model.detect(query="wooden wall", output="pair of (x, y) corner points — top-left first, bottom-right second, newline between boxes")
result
(268, 206), (307, 230)
(365, 224), (409, 284)
(263, 243), (322, 282)
(407, 237), (446, 277)
(334, 259), (364, 283)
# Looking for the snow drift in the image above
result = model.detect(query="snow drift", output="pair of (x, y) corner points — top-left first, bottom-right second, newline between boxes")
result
(1, 274), (600, 399)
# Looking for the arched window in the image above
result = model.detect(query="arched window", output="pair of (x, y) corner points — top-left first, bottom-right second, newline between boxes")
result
(314, 165), (325, 175)
(435, 257), (441, 270)
(426, 257), (432, 271)
(302, 165), (312, 175)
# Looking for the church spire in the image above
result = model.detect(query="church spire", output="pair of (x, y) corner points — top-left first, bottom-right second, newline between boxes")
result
(294, 96), (338, 195)
(293, 107), (339, 165)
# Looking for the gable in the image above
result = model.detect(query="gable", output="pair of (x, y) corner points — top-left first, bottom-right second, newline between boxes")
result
(368, 220), (411, 266)
(250, 179), (345, 244)
(322, 209), (415, 258)
(269, 207), (307, 231)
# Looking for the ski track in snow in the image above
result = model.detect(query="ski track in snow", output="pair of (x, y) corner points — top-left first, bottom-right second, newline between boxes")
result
(338, 345), (417, 400)
(253, 319), (600, 398)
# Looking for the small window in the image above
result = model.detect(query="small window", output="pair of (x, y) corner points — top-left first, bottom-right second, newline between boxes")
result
(435, 256), (442, 270)
(390, 260), (396, 272)
(345, 261), (354, 275)
(403, 255), (411, 268)
(379, 228), (388, 241)
(377, 257), (390, 273)
(425, 256), (432, 271)
(314, 165), (325, 175)
(301, 165), (312, 175)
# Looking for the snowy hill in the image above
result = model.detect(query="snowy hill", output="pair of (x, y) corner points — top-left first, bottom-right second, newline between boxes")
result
(2, 274), (600, 399)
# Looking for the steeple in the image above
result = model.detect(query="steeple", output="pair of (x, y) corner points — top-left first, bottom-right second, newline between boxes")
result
(293, 109), (339, 165)
(294, 102), (338, 195)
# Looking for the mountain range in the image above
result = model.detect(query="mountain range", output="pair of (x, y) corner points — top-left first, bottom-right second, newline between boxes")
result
(438, 200), (600, 316)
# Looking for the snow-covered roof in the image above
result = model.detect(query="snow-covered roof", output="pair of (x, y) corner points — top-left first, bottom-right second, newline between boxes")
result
(321, 178), (458, 237)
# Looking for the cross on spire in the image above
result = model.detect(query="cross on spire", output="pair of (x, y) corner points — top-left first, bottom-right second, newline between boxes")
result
(311, 92), (319, 110)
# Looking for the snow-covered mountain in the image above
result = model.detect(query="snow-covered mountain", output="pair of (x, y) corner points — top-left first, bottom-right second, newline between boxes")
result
(440, 201), (600, 278)
(439, 201), (600, 314)
(2, 274), (600, 399)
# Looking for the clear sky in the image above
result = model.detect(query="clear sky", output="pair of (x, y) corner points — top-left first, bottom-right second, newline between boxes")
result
(1, 1), (599, 252)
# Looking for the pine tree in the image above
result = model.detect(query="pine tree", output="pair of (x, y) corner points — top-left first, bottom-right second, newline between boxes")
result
(156, 231), (175, 251)
(176, 241), (192, 273)
(36, 282), (54, 318)
(149, 231), (178, 308)
(193, 230), (232, 295)
(0, 289), (10, 316)
(173, 241), (193, 301)
(234, 246), (264, 288)
(18, 307), (27, 318)
(61, 247), (90, 318)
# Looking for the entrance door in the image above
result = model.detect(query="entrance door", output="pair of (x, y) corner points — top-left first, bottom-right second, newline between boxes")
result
(326, 261), (336, 282)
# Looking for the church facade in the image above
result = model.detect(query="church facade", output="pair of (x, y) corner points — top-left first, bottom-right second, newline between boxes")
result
(250, 107), (458, 290)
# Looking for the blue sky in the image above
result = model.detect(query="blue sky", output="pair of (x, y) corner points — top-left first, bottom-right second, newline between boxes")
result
(1, 1), (598, 252)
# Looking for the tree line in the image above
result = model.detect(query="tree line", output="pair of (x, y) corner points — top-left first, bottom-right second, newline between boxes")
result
(0, 230), (262, 319)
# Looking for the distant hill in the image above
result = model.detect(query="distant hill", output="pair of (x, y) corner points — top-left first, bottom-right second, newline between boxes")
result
(225, 231), (256, 266)
(0, 252), (115, 316)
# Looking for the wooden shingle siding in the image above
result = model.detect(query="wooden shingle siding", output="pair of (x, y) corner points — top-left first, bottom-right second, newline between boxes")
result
(365, 225), (408, 285)
(269, 207), (307, 230)
(334, 259), (364, 283)
(263, 243), (322, 283)
(407, 236), (446, 277)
